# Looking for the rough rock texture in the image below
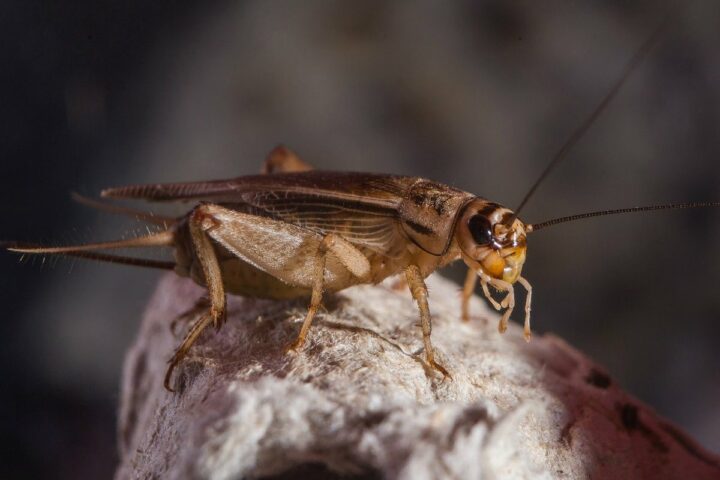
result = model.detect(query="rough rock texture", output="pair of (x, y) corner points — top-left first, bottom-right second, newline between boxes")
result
(115, 273), (720, 480)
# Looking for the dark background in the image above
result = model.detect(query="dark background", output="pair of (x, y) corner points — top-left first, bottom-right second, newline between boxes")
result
(1, 1), (718, 478)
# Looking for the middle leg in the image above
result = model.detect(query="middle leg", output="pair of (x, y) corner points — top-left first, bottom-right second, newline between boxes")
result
(405, 264), (450, 377)
(286, 236), (330, 351)
(286, 233), (370, 351)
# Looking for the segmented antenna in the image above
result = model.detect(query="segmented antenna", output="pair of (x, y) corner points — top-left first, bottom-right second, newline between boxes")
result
(527, 202), (720, 232)
(509, 15), (671, 223)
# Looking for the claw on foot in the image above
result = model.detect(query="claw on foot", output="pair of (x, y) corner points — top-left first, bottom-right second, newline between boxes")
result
(428, 357), (452, 379)
(498, 312), (510, 334)
(164, 356), (180, 392)
(285, 337), (306, 354)
(523, 326), (532, 342)
(212, 309), (226, 330)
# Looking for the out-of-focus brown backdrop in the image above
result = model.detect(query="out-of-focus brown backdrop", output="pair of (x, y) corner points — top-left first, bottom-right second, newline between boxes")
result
(1, 1), (718, 478)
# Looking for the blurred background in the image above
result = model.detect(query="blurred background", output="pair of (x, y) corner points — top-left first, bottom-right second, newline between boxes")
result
(1, 1), (718, 477)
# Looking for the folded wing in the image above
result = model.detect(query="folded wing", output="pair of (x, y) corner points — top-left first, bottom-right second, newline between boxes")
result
(103, 171), (419, 257)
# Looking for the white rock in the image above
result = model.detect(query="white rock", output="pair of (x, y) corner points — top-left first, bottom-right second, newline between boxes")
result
(116, 273), (720, 479)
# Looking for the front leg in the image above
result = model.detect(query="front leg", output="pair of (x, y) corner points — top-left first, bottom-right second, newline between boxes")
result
(486, 276), (533, 342)
(405, 265), (450, 378)
(461, 267), (504, 322)
(488, 277), (515, 335)
(516, 276), (533, 341)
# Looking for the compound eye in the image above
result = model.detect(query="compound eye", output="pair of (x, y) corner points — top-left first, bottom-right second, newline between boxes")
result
(468, 215), (493, 246)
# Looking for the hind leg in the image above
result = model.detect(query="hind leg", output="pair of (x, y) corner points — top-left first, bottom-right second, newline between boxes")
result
(164, 205), (226, 391)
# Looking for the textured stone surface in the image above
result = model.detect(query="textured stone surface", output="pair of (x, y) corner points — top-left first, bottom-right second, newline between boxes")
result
(115, 273), (720, 479)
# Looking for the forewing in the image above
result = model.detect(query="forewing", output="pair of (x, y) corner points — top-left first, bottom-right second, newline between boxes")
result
(240, 190), (402, 256)
(237, 173), (416, 257)
(104, 172), (417, 257)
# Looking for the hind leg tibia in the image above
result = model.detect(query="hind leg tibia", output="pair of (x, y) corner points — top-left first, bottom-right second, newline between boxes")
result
(164, 205), (227, 391)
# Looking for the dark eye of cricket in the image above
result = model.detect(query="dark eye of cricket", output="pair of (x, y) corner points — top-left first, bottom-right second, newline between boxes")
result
(468, 215), (493, 245)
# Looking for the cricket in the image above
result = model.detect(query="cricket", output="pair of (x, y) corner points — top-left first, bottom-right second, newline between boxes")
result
(5, 21), (719, 392)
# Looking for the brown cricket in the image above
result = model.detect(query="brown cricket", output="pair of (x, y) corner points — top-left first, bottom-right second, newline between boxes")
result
(6, 21), (719, 391)
(7, 144), (717, 390)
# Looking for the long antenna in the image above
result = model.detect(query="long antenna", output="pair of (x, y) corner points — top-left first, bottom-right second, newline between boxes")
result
(527, 202), (720, 232)
(510, 15), (671, 222)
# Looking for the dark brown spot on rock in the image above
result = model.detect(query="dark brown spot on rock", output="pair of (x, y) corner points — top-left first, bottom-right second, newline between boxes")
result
(585, 368), (611, 389)
(620, 403), (639, 430)
(617, 402), (669, 453)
